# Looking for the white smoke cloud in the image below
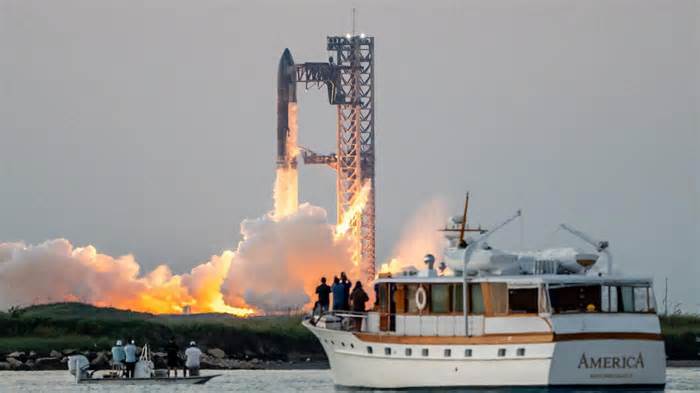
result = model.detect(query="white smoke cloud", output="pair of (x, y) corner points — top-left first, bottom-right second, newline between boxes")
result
(381, 197), (449, 273)
(0, 239), (192, 313)
(222, 203), (355, 311)
(0, 203), (356, 314)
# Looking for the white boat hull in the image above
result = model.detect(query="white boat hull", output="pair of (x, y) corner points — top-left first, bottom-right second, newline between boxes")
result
(304, 321), (665, 388)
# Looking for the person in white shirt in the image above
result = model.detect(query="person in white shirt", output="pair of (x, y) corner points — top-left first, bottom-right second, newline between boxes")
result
(184, 341), (202, 377)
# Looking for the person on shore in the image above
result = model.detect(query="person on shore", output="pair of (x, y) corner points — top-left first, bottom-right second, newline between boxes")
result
(184, 341), (202, 377)
(165, 337), (180, 378)
(110, 340), (126, 375)
(123, 339), (137, 378)
(340, 272), (352, 310)
(315, 277), (331, 312)
(331, 276), (345, 311)
(350, 281), (369, 312)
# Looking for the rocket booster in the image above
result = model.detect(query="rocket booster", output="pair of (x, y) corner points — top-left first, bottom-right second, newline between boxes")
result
(277, 48), (297, 170)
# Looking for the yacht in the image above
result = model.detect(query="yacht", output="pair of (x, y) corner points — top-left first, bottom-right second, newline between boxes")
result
(303, 196), (665, 388)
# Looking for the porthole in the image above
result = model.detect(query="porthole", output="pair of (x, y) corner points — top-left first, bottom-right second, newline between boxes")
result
(405, 348), (412, 356)
(498, 348), (506, 357)
(422, 348), (429, 357)
(350, 343), (354, 349)
(517, 348), (525, 357)
(366, 346), (373, 354)
(464, 349), (472, 357)
(384, 347), (392, 356)
(331, 341), (335, 345)
(444, 349), (451, 357)
(341, 342), (345, 347)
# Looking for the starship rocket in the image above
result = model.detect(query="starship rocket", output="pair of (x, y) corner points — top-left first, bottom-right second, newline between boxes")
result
(277, 48), (297, 170)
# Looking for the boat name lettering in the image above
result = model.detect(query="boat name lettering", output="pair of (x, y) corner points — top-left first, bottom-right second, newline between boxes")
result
(577, 353), (645, 369)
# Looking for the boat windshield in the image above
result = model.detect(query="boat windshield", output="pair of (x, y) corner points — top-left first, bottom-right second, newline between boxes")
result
(547, 283), (656, 314)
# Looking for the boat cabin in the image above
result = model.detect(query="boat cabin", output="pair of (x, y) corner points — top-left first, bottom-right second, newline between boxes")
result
(367, 275), (657, 336)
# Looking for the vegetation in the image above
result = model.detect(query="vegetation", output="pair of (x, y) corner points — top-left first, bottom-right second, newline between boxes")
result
(660, 314), (700, 360)
(0, 303), (698, 360)
(0, 303), (321, 360)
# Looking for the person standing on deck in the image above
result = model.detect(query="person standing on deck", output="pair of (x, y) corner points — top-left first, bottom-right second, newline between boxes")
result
(185, 341), (202, 377)
(331, 276), (345, 310)
(164, 337), (180, 378)
(340, 272), (352, 310)
(123, 340), (137, 378)
(350, 281), (369, 312)
(315, 277), (331, 312)
(110, 340), (126, 376)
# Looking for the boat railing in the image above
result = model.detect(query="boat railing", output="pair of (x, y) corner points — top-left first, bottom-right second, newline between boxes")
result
(307, 309), (369, 332)
(308, 310), (488, 336)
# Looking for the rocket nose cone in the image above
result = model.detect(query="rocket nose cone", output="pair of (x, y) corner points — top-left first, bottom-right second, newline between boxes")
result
(279, 48), (295, 67)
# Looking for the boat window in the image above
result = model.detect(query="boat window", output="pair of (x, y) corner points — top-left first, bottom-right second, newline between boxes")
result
(444, 349), (451, 357)
(452, 284), (464, 312)
(366, 346), (373, 354)
(498, 348), (506, 357)
(384, 347), (392, 356)
(601, 285), (619, 312)
(517, 348), (525, 356)
(406, 285), (419, 313)
(470, 284), (485, 314)
(634, 287), (652, 312)
(422, 348), (429, 357)
(619, 286), (634, 312)
(431, 284), (450, 313)
(549, 285), (601, 313)
(508, 288), (539, 314)
(488, 283), (508, 315)
(405, 348), (412, 356)
(464, 349), (472, 357)
(647, 287), (657, 313)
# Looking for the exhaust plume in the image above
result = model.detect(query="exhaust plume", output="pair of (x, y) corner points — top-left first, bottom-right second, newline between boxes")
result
(0, 163), (364, 315)
(380, 197), (448, 274)
(0, 240), (252, 316)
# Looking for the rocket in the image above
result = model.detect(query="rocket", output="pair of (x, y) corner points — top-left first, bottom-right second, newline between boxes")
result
(277, 48), (297, 170)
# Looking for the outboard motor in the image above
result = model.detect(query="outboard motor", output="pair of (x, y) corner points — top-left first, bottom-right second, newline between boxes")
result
(67, 355), (90, 381)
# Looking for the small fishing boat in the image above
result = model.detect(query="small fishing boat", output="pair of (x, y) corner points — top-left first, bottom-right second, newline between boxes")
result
(67, 344), (220, 385)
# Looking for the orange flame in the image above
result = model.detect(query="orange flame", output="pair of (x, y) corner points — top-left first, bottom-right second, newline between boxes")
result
(334, 180), (372, 240)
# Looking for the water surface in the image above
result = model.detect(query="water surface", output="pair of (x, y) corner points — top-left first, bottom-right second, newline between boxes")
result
(0, 368), (697, 392)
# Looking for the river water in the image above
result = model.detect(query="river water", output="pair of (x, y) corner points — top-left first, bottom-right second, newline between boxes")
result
(0, 368), (698, 392)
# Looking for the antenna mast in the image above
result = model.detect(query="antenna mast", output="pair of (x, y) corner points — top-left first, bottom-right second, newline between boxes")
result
(458, 192), (469, 248)
(352, 8), (356, 36)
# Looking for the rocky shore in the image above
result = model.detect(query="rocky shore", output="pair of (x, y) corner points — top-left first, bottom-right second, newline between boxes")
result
(0, 348), (328, 371)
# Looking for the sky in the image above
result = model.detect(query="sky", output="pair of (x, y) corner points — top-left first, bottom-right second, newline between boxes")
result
(0, 1), (697, 310)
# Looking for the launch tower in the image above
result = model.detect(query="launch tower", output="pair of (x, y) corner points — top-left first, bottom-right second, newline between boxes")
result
(327, 35), (376, 283)
(280, 35), (376, 282)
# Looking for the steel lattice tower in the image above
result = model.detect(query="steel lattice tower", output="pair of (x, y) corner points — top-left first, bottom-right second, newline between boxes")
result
(294, 35), (376, 283)
(328, 36), (375, 282)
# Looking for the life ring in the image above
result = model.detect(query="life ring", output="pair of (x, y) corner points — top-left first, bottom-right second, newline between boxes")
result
(415, 286), (427, 311)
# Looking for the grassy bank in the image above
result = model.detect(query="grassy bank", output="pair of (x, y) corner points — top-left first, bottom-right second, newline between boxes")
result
(1, 303), (698, 360)
(661, 315), (700, 360)
(0, 303), (321, 360)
